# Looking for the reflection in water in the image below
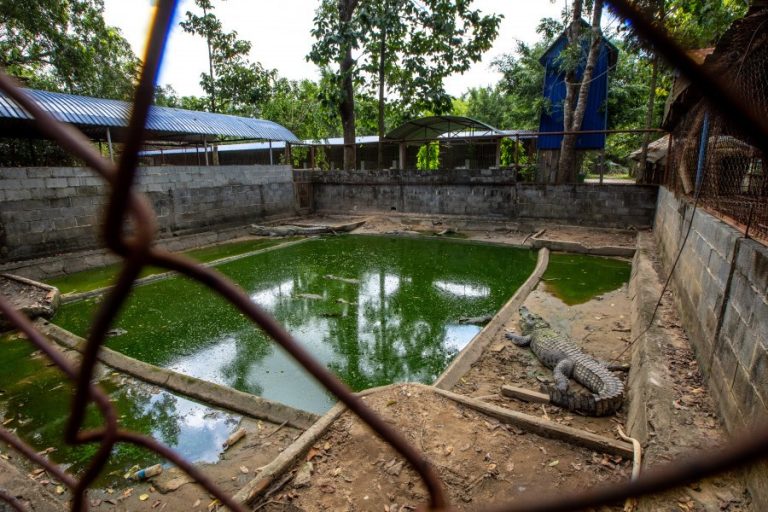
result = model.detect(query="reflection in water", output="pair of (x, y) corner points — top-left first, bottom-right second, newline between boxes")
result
(56, 236), (538, 414)
(0, 334), (240, 484)
(434, 280), (491, 298)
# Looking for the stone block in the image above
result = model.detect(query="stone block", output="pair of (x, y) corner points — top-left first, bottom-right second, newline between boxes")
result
(45, 178), (68, 188)
(751, 347), (768, 408)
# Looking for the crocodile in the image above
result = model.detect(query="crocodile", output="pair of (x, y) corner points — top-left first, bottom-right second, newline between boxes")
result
(505, 306), (625, 416)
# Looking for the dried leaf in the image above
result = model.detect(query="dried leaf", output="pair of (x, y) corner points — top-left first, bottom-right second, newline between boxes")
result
(55, 486), (65, 495)
(139, 494), (150, 501)
(548, 460), (560, 467)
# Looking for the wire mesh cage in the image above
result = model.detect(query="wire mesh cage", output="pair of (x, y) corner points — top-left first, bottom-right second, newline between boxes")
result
(1, 1), (768, 512)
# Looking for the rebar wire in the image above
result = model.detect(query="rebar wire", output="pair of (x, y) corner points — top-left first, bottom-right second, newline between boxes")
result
(0, 0), (767, 511)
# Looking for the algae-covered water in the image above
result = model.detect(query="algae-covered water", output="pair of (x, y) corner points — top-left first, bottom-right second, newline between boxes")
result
(55, 236), (538, 413)
(0, 333), (241, 483)
(542, 253), (631, 305)
(47, 237), (295, 295)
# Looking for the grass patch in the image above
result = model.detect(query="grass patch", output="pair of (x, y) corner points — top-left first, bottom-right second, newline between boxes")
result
(47, 237), (299, 295)
(585, 173), (634, 180)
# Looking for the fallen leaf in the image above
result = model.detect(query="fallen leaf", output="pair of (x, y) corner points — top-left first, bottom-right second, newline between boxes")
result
(548, 460), (560, 467)
(139, 494), (150, 501)
(306, 447), (320, 461)
(55, 486), (65, 495)
(239, 466), (249, 474)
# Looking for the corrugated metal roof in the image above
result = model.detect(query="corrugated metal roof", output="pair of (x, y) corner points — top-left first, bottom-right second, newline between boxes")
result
(384, 116), (503, 141)
(0, 88), (300, 143)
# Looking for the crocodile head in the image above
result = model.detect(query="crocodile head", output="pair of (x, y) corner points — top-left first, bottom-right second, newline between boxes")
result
(518, 306), (550, 333)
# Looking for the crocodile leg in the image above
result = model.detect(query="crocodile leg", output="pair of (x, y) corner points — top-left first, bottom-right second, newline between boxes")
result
(552, 358), (575, 392)
(505, 332), (531, 346)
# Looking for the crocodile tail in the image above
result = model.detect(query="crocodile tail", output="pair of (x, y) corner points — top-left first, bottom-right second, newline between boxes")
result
(547, 387), (623, 417)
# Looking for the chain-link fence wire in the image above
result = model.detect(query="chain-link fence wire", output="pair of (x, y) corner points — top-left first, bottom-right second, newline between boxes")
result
(1, 1), (768, 511)
(665, 8), (768, 243)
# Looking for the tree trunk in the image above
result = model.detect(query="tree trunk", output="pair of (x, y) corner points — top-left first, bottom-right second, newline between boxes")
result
(557, 0), (603, 184)
(556, 0), (583, 183)
(637, 53), (659, 183)
(377, 21), (387, 170)
(202, 5), (217, 113)
(339, 0), (358, 171)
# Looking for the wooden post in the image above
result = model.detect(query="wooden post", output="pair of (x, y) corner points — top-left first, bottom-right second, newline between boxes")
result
(310, 146), (316, 169)
(106, 128), (114, 162)
(398, 143), (406, 170)
(212, 144), (220, 166)
(285, 142), (292, 168)
(495, 138), (502, 168)
(203, 136), (209, 166)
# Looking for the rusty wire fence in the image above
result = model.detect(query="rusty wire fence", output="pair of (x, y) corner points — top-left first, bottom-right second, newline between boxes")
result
(2, 1), (768, 511)
(664, 9), (768, 243)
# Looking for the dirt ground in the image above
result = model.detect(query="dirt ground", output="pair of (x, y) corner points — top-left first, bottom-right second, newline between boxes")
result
(534, 226), (637, 248)
(258, 384), (631, 512)
(0, 275), (58, 330)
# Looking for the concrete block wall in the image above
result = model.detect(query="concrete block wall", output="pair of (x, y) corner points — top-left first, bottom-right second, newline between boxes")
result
(299, 169), (658, 228)
(655, 187), (768, 506)
(0, 165), (294, 262)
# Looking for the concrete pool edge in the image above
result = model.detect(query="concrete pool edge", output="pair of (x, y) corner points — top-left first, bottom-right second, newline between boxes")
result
(60, 236), (316, 304)
(432, 247), (550, 390)
(35, 320), (319, 430)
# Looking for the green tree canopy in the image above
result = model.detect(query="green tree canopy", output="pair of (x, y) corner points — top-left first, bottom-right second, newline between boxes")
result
(0, 0), (140, 100)
(308, 0), (502, 169)
(180, 0), (276, 116)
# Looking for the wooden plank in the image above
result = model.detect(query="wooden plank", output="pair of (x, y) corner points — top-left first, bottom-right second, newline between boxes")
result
(431, 386), (634, 459)
(501, 385), (550, 405)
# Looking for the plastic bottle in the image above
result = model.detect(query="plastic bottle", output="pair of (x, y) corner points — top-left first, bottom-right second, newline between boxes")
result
(223, 427), (247, 450)
(133, 464), (163, 480)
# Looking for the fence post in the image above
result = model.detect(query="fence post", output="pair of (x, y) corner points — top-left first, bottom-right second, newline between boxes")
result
(695, 111), (711, 193)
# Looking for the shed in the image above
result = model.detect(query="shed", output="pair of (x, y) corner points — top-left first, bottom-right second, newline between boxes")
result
(0, 87), (300, 144)
(537, 21), (619, 150)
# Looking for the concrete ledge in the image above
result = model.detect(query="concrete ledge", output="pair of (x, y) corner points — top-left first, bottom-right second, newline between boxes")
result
(626, 232), (674, 449)
(36, 320), (319, 430)
(530, 233), (636, 257)
(434, 247), (549, 390)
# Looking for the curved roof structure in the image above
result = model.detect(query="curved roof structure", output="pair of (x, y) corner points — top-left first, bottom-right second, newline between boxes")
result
(0, 88), (300, 143)
(384, 116), (502, 142)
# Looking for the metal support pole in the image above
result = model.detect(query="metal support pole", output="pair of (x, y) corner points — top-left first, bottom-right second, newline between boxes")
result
(203, 136), (209, 166)
(495, 138), (502, 168)
(399, 143), (406, 170)
(106, 127), (114, 162)
(695, 111), (711, 193)
(269, 140), (273, 165)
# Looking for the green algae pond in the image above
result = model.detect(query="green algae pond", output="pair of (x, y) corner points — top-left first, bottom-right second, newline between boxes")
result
(53, 236), (538, 414)
(541, 253), (632, 305)
(0, 332), (241, 484)
(0, 236), (633, 483)
(47, 237), (296, 295)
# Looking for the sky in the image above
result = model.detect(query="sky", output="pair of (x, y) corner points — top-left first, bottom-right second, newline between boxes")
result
(103, 0), (569, 98)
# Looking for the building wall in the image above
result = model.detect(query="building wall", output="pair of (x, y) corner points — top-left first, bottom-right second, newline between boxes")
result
(299, 169), (658, 228)
(655, 187), (768, 506)
(0, 165), (295, 262)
